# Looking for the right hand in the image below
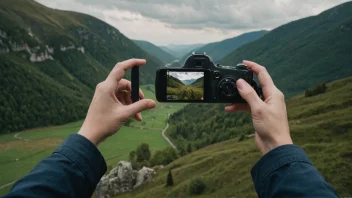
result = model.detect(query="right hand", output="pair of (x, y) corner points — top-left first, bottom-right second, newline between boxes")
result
(225, 60), (293, 155)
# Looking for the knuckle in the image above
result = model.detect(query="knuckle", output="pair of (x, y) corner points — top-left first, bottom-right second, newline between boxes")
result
(252, 103), (265, 116)
(96, 82), (105, 90)
(277, 89), (285, 100)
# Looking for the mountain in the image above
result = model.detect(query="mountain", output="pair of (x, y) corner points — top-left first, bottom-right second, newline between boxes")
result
(180, 30), (268, 63)
(133, 40), (176, 63)
(190, 76), (204, 88)
(0, 0), (163, 133)
(119, 76), (352, 198)
(159, 46), (176, 56)
(160, 43), (205, 59)
(221, 2), (352, 97)
(167, 75), (184, 88)
(164, 1), (352, 151)
(182, 79), (197, 85)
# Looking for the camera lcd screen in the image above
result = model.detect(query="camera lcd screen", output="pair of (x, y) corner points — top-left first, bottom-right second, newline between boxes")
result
(166, 71), (204, 101)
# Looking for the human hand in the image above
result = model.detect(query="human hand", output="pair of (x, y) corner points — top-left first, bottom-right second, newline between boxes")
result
(78, 59), (156, 145)
(225, 60), (292, 155)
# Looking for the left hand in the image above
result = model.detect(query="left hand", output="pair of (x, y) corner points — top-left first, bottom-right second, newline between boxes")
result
(78, 59), (156, 145)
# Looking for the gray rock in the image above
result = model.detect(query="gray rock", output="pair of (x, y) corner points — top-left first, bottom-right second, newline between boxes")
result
(95, 161), (155, 198)
(134, 166), (156, 189)
(95, 175), (110, 198)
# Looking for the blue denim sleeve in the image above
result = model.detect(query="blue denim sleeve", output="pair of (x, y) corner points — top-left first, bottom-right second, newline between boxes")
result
(251, 144), (338, 198)
(2, 134), (107, 198)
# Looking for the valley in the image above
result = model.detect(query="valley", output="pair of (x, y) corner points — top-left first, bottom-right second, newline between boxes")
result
(0, 85), (185, 195)
(0, 0), (351, 197)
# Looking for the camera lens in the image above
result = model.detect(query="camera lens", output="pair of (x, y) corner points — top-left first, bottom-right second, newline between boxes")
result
(214, 71), (220, 78)
(219, 77), (237, 97)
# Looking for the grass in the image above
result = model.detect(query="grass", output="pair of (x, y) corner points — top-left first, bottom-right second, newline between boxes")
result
(0, 85), (186, 195)
(117, 76), (352, 198)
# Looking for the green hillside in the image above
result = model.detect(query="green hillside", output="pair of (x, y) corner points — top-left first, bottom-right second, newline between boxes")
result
(167, 76), (184, 88)
(167, 76), (204, 101)
(0, 0), (163, 133)
(133, 40), (176, 63)
(190, 76), (204, 88)
(221, 2), (352, 97)
(180, 30), (268, 63)
(119, 76), (352, 198)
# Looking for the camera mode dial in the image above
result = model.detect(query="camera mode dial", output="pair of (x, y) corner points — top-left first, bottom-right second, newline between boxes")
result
(236, 64), (248, 70)
(218, 77), (238, 97)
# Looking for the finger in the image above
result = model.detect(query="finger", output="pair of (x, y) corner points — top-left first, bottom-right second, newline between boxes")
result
(106, 59), (146, 90)
(134, 113), (142, 121)
(124, 99), (156, 118)
(236, 79), (264, 109)
(225, 103), (250, 113)
(118, 94), (127, 105)
(243, 60), (275, 99)
(118, 79), (132, 92)
(139, 89), (144, 99)
(123, 93), (142, 121)
(118, 79), (144, 100)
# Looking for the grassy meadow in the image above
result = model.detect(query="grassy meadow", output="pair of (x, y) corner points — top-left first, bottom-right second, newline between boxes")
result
(0, 85), (185, 195)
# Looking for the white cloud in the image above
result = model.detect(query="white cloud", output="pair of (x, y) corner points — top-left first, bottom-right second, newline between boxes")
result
(35, 0), (350, 45)
(169, 71), (204, 80)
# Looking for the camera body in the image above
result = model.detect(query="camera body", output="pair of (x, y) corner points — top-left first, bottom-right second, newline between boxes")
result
(155, 53), (260, 103)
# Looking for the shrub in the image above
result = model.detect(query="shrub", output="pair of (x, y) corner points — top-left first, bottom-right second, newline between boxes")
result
(238, 134), (245, 142)
(165, 169), (174, 187)
(136, 143), (151, 162)
(150, 147), (179, 166)
(189, 178), (206, 195)
(305, 83), (327, 97)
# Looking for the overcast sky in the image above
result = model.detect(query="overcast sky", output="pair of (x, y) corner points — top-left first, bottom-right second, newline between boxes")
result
(169, 71), (204, 81)
(35, 0), (350, 45)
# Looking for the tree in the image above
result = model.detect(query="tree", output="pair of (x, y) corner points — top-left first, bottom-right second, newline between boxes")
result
(305, 83), (327, 97)
(129, 150), (136, 161)
(165, 169), (174, 187)
(189, 178), (206, 195)
(136, 143), (151, 162)
(187, 143), (192, 153)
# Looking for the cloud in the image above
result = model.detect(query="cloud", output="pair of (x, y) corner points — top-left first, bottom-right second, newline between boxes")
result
(169, 71), (204, 80)
(35, 0), (350, 45)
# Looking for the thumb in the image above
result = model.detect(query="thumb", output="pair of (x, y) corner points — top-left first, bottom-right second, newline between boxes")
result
(125, 99), (156, 117)
(236, 79), (263, 109)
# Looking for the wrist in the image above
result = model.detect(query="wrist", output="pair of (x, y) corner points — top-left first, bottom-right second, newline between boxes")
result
(262, 137), (293, 155)
(78, 129), (100, 146)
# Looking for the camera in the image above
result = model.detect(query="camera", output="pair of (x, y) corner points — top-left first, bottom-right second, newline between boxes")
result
(155, 53), (262, 103)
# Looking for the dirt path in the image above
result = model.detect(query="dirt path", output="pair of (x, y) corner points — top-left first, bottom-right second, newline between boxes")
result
(14, 132), (30, 141)
(162, 114), (177, 150)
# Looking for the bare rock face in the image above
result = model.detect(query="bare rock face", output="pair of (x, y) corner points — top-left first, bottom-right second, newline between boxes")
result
(95, 161), (155, 198)
(134, 167), (156, 189)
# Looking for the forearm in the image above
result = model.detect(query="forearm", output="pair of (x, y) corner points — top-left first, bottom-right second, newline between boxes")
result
(251, 144), (338, 198)
(3, 134), (107, 198)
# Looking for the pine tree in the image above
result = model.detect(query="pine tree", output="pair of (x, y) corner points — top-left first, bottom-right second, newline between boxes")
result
(165, 169), (174, 187)
(187, 143), (192, 153)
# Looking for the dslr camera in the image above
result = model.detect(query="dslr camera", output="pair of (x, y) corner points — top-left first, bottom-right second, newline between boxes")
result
(155, 53), (262, 103)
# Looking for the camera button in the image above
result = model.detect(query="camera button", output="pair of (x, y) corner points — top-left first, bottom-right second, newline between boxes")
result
(214, 71), (220, 79)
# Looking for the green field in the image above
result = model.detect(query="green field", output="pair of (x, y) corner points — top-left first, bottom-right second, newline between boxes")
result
(0, 85), (185, 195)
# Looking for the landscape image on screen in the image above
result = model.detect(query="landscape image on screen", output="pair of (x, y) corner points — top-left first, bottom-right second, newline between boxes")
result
(166, 71), (204, 101)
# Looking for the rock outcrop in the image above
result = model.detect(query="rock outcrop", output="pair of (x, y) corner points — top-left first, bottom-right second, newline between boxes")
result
(95, 161), (156, 198)
(134, 166), (156, 188)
